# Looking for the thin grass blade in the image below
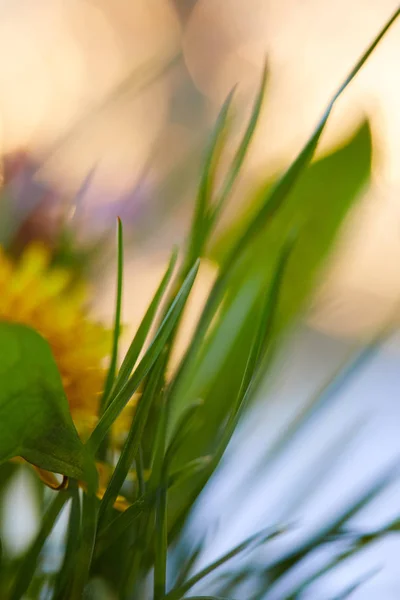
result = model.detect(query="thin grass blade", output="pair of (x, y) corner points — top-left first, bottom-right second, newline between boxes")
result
(331, 568), (381, 600)
(165, 400), (204, 465)
(10, 492), (69, 600)
(236, 329), (389, 502)
(99, 218), (124, 415)
(69, 492), (98, 600)
(184, 88), (236, 269)
(96, 497), (147, 553)
(166, 234), (295, 540)
(112, 247), (178, 398)
(51, 485), (81, 600)
(210, 63), (268, 225)
(173, 537), (207, 591)
(88, 259), (199, 452)
(183, 597), (230, 600)
(168, 457), (212, 489)
(277, 419), (366, 522)
(98, 355), (165, 522)
(215, 235), (295, 461)
(154, 481), (168, 599)
(267, 457), (400, 581)
(165, 525), (283, 600)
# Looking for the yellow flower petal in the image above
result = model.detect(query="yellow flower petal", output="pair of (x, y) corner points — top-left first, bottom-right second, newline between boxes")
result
(0, 242), (112, 431)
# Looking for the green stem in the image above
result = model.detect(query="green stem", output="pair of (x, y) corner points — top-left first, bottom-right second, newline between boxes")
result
(154, 483), (168, 600)
(69, 492), (98, 599)
(51, 483), (81, 600)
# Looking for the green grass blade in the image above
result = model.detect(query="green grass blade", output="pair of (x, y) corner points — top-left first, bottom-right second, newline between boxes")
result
(172, 537), (207, 591)
(51, 485), (81, 600)
(99, 218), (124, 414)
(112, 247), (178, 398)
(224, 7), (399, 267)
(97, 460), (211, 555)
(217, 569), (253, 597)
(98, 356), (165, 523)
(331, 568), (381, 600)
(148, 354), (169, 477)
(154, 483), (168, 599)
(267, 457), (400, 581)
(277, 419), (366, 521)
(215, 233), (295, 458)
(136, 445), (146, 497)
(184, 88), (236, 270)
(165, 235), (294, 540)
(69, 492), (98, 600)
(287, 536), (381, 598)
(96, 497), (147, 553)
(237, 330), (388, 498)
(10, 492), (69, 600)
(151, 362), (170, 600)
(168, 457), (212, 489)
(96, 460), (211, 554)
(165, 525), (283, 600)
(165, 400), (204, 465)
(154, 400), (207, 599)
(166, 120), (372, 529)
(210, 63), (268, 225)
(87, 259), (199, 452)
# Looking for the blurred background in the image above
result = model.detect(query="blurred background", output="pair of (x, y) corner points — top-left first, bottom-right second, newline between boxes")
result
(1, 1), (400, 598)
(1, 0), (400, 336)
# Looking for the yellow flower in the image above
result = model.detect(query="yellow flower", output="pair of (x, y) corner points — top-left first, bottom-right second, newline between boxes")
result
(1, 242), (140, 508)
(0, 242), (110, 431)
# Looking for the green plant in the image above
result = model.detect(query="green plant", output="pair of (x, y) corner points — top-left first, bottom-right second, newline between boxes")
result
(0, 7), (399, 599)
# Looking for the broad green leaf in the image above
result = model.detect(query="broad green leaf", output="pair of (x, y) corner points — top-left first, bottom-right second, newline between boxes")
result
(0, 322), (97, 487)
(217, 119), (372, 334)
